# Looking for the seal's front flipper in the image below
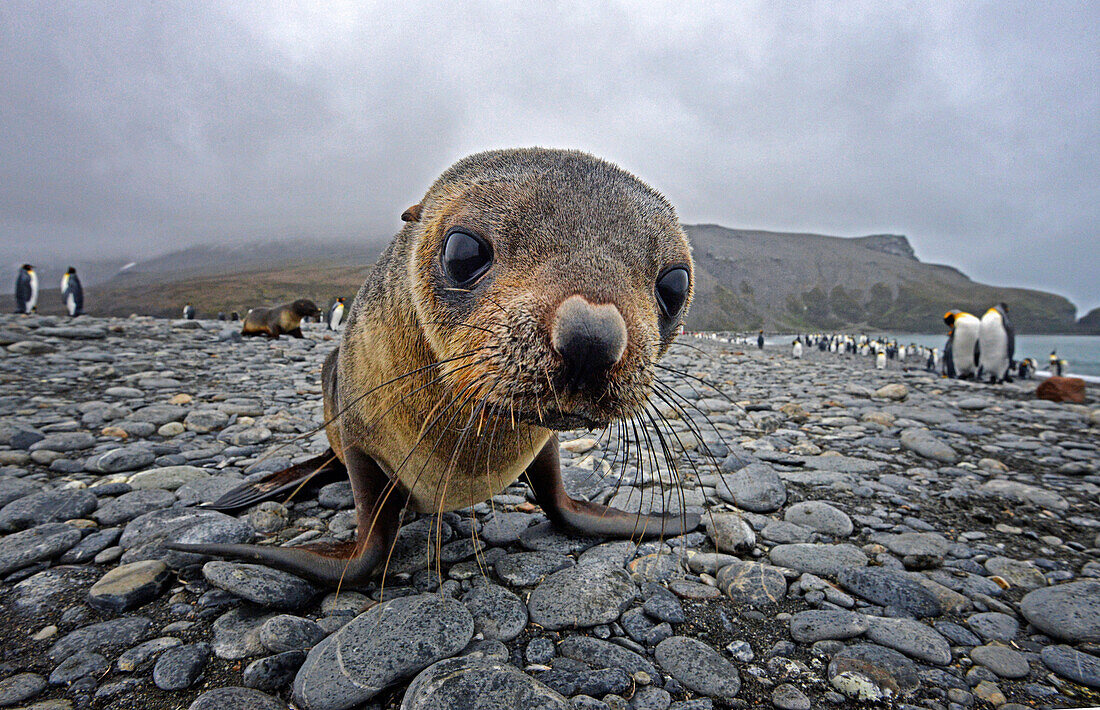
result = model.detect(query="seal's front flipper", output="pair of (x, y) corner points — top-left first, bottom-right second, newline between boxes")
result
(202, 450), (346, 511)
(525, 434), (701, 539)
(169, 448), (406, 587)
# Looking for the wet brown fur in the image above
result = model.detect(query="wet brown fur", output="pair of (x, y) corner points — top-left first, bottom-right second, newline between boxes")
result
(328, 148), (693, 514)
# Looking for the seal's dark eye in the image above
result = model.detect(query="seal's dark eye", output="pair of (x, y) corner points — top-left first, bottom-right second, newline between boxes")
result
(441, 230), (493, 286)
(656, 267), (689, 319)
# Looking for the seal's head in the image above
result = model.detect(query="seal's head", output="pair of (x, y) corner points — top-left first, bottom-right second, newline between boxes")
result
(291, 299), (323, 319)
(402, 148), (692, 430)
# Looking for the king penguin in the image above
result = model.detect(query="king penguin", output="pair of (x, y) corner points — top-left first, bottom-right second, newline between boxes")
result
(60, 267), (84, 317)
(978, 303), (1014, 383)
(875, 350), (887, 369)
(943, 310), (981, 379)
(327, 297), (345, 331)
(14, 264), (37, 314)
(792, 339), (803, 359)
(183, 303), (196, 320)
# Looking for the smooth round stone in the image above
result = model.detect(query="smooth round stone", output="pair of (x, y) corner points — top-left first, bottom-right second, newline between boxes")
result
(970, 644), (1030, 679)
(769, 543), (868, 579)
(771, 683), (812, 710)
(11, 566), (100, 617)
(655, 636), (740, 698)
(0, 489), (98, 532)
(783, 501), (853, 537)
(189, 687), (288, 710)
(259, 615), (327, 653)
(966, 612), (1019, 642)
(184, 409), (230, 433)
(87, 560), (171, 612)
(128, 404), (188, 425)
(836, 566), (941, 618)
(48, 651), (109, 685)
(0, 673), (47, 705)
(558, 635), (656, 677)
(212, 608), (277, 660)
(0, 523), (83, 575)
(714, 462), (787, 512)
(153, 643), (211, 690)
(528, 564), (637, 631)
(789, 610), (868, 643)
(494, 551), (575, 587)
(668, 579), (721, 600)
(59, 528), (122, 564)
(317, 481), (353, 509)
(705, 512), (756, 553)
(28, 432), (96, 452)
(716, 560), (787, 608)
(128, 465), (209, 490)
(202, 561), (318, 609)
(243, 650), (307, 691)
(48, 617), (153, 661)
(117, 637), (183, 672)
(479, 512), (536, 546)
(461, 584), (528, 641)
(1020, 581), (1100, 643)
(520, 521), (601, 554)
(118, 507), (253, 567)
(864, 617), (951, 666)
(90, 446), (156, 473)
(760, 520), (812, 544)
(93, 488), (175, 526)
(984, 557), (1047, 590)
(293, 594), (473, 709)
(402, 656), (569, 709)
(0, 477), (37, 506)
(1040, 645), (1100, 689)
(828, 643), (919, 700)
(900, 428), (958, 463)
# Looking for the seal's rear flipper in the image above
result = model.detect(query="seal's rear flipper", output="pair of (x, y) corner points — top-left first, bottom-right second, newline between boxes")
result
(169, 447), (406, 587)
(203, 450), (346, 511)
(525, 434), (701, 539)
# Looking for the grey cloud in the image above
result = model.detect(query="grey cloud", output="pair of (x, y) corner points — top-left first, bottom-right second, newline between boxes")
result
(0, 1), (1096, 310)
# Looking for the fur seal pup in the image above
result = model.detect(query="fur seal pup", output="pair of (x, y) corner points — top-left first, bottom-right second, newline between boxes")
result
(170, 148), (701, 586)
(241, 299), (322, 339)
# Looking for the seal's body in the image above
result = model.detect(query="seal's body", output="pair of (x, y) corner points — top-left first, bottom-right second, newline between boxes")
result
(241, 299), (322, 339)
(171, 148), (700, 586)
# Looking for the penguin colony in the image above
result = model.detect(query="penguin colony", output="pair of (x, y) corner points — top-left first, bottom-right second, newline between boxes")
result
(687, 301), (1039, 384)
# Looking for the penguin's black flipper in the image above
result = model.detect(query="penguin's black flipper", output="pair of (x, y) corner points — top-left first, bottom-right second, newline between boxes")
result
(203, 450), (346, 511)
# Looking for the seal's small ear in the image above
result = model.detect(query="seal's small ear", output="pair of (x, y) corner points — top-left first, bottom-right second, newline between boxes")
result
(401, 204), (422, 223)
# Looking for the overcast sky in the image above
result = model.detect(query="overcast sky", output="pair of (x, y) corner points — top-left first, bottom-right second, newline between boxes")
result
(1, 2), (1097, 311)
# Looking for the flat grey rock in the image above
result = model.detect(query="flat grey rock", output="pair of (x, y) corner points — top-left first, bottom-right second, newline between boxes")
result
(769, 543), (868, 578)
(189, 687), (288, 710)
(655, 636), (740, 698)
(828, 643), (920, 700)
(0, 522), (83, 575)
(402, 656), (569, 709)
(1040, 644), (1100, 689)
(528, 563), (636, 630)
(789, 610), (868, 642)
(714, 462), (787, 512)
(293, 594), (473, 710)
(716, 560), (787, 608)
(461, 583), (528, 641)
(0, 489), (98, 531)
(202, 561), (318, 609)
(783, 500), (853, 537)
(837, 566), (942, 618)
(864, 616), (951, 665)
(1020, 581), (1100, 643)
(48, 617), (153, 661)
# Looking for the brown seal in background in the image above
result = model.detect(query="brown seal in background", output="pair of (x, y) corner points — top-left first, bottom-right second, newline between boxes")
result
(241, 299), (323, 339)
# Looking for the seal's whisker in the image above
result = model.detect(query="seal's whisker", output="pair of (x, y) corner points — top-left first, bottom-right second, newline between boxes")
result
(642, 402), (692, 549)
(654, 363), (745, 414)
(433, 380), (499, 587)
(245, 347), (494, 470)
(363, 375), (493, 598)
(650, 380), (734, 476)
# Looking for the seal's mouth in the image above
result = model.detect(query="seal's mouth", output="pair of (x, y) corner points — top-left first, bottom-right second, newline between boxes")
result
(509, 407), (608, 431)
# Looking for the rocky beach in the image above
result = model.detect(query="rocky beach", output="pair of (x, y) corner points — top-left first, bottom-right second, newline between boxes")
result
(0, 313), (1098, 710)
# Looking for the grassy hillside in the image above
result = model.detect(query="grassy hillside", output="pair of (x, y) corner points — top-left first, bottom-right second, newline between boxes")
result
(7, 227), (1092, 334)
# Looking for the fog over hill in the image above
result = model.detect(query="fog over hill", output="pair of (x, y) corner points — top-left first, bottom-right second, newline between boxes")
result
(5, 227), (1095, 334)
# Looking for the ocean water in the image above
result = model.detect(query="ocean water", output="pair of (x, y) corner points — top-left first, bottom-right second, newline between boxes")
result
(760, 333), (1100, 377)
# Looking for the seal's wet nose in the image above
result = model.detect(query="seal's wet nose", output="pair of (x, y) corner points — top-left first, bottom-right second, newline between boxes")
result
(551, 295), (627, 390)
